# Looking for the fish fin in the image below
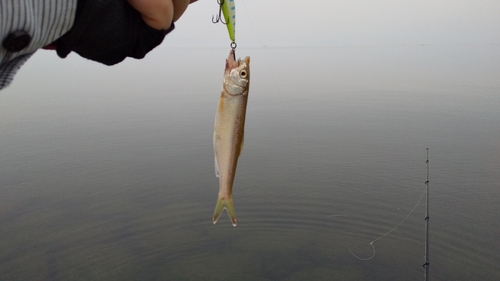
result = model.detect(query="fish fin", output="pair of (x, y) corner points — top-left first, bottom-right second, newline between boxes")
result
(213, 197), (237, 226)
(237, 131), (244, 157)
(213, 132), (219, 177)
(214, 156), (219, 177)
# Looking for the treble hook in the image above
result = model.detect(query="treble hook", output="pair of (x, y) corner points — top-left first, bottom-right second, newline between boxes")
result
(212, 0), (227, 24)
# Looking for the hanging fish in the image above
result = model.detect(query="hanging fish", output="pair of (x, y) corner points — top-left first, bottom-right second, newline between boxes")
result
(213, 50), (250, 226)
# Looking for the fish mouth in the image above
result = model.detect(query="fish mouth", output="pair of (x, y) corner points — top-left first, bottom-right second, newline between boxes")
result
(225, 51), (250, 74)
(226, 50), (239, 71)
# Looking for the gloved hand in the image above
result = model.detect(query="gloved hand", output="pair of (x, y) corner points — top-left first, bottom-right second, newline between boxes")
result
(55, 0), (174, 66)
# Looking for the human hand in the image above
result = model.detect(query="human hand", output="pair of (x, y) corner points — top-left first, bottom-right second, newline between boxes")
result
(53, 0), (198, 65)
(128, 0), (198, 30)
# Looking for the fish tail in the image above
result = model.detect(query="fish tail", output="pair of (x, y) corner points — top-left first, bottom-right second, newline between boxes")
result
(213, 197), (237, 226)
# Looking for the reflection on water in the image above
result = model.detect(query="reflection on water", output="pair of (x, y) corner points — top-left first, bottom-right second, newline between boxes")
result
(1, 47), (499, 280)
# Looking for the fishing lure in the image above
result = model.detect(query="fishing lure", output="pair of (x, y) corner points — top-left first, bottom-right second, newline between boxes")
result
(213, 0), (236, 44)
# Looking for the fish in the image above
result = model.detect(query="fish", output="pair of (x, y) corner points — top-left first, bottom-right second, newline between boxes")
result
(213, 50), (250, 226)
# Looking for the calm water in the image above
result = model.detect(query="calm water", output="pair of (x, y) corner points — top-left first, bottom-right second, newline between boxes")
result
(1, 46), (499, 280)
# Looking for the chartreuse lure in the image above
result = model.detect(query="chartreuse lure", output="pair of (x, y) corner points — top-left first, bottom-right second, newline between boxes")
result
(221, 0), (236, 42)
(213, 0), (236, 44)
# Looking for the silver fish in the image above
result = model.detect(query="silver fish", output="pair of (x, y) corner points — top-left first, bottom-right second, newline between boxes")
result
(213, 50), (250, 226)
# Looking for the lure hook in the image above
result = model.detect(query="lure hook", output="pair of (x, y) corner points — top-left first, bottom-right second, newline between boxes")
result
(230, 42), (237, 59)
(212, 0), (227, 24)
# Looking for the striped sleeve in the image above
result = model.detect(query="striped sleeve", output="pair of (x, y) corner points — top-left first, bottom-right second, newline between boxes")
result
(0, 0), (77, 90)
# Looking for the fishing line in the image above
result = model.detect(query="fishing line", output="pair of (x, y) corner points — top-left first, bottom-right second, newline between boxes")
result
(240, 1), (305, 179)
(329, 184), (427, 260)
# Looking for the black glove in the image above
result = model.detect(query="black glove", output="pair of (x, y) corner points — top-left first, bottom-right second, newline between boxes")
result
(56, 0), (174, 65)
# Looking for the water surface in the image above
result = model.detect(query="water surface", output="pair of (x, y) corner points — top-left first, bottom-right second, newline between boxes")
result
(1, 46), (499, 280)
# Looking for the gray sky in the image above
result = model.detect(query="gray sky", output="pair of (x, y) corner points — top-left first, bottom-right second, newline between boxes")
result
(167, 0), (500, 47)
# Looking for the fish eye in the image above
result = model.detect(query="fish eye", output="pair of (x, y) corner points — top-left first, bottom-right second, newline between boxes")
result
(239, 70), (247, 78)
